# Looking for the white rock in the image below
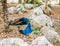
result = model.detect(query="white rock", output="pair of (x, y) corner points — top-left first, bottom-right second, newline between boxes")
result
(16, 4), (24, 12)
(7, 7), (17, 14)
(29, 7), (53, 27)
(16, 4), (24, 8)
(32, 36), (53, 46)
(0, 38), (29, 46)
(24, 4), (33, 9)
(40, 26), (60, 44)
(7, 0), (18, 3)
(30, 7), (44, 15)
(39, 5), (45, 10)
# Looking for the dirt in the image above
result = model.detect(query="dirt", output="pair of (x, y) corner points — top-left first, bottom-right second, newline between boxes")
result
(50, 5), (60, 34)
(50, 5), (60, 46)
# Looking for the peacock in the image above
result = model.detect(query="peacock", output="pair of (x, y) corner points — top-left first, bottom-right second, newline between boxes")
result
(9, 18), (32, 35)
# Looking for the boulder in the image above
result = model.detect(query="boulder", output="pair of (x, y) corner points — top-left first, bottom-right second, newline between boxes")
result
(7, 7), (17, 14)
(40, 26), (60, 44)
(32, 36), (53, 46)
(24, 4), (33, 9)
(16, 4), (24, 12)
(29, 7), (53, 27)
(0, 38), (29, 46)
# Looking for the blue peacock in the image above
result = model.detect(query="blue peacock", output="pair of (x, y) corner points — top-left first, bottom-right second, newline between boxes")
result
(9, 18), (32, 35)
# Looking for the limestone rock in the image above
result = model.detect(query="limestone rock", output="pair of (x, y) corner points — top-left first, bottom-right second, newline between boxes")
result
(29, 7), (53, 27)
(32, 36), (53, 46)
(0, 38), (29, 46)
(24, 4), (33, 9)
(40, 26), (60, 44)
(7, 7), (17, 14)
(16, 4), (24, 12)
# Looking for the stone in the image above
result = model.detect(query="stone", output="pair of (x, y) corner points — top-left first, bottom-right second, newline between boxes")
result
(16, 4), (24, 12)
(40, 26), (60, 44)
(0, 38), (29, 46)
(7, 7), (17, 14)
(32, 36), (53, 46)
(24, 4), (33, 9)
(29, 7), (53, 27)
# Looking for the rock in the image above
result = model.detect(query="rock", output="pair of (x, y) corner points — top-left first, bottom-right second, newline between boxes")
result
(49, 0), (59, 5)
(24, 4), (33, 9)
(7, 4), (26, 14)
(40, 26), (60, 44)
(39, 5), (45, 10)
(32, 36), (53, 46)
(7, 4), (33, 14)
(7, 7), (17, 14)
(30, 7), (44, 15)
(16, 4), (24, 12)
(29, 7), (53, 27)
(0, 38), (29, 46)
(7, 0), (18, 3)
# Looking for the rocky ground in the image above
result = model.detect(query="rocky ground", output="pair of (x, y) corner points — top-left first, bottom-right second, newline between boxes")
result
(0, 3), (60, 46)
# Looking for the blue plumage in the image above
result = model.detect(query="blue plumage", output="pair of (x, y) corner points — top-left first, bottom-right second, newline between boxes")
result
(19, 18), (29, 25)
(9, 17), (32, 35)
(19, 18), (32, 35)
(19, 23), (32, 35)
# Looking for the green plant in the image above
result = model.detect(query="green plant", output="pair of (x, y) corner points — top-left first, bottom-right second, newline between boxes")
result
(34, 0), (37, 4)
(33, 31), (38, 34)
(32, 27), (38, 35)
(16, 44), (20, 46)
(48, 4), (52, 9)
(38, 2), (43, 6)
(33, 0), (43, 8)
(33, 4), (39, 8)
